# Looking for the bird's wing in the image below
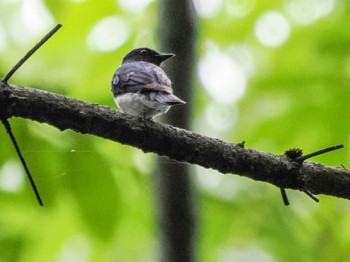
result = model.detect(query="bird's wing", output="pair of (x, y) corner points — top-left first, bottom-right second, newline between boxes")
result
(112, 67), (172, 95)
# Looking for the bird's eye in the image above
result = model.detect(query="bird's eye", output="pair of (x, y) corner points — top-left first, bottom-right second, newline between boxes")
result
(140, 50), (148, 55)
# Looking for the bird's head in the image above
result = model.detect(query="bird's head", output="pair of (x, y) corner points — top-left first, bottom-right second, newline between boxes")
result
(122, 47), (175, 66)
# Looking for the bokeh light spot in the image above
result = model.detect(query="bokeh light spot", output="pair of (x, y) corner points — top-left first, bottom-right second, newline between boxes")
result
(20, 0), (54, 35)
(204, 102), (237, 133)
(221, 246), (276, 262)
(0, 160), (24, 192)
(87, 16), (129, 52)
(225, 0), (256, 18)
(227, 44), (256, 77)
(57, 236), (91, 262)
(199, 48), (247, 103)
(284, 0), (335, 25)
(254, 11), (290, 47)
(117, 0), (154, 12)
(196, 167), (246, 200)
(193, 0), (223, 18)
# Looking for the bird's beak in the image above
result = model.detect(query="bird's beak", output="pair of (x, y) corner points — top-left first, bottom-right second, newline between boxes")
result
(156, 52), (175, 62)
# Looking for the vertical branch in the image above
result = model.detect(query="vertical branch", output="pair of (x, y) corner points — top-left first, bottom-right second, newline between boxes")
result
(156, 1), (197, 261)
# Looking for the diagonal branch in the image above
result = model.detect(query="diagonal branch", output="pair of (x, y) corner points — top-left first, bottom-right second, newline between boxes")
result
(0, 118), (43, 205)
(2, 24), (62, 83)
(1, 82), (350, 200)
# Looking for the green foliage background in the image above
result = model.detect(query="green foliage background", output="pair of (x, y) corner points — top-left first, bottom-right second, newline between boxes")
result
(0, 0), (350, 261)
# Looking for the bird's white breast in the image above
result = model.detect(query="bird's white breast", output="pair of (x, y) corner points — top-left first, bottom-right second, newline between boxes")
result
(114, 93), (170, 118)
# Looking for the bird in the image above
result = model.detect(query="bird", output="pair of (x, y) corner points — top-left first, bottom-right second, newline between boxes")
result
(111, 47), (186, 119)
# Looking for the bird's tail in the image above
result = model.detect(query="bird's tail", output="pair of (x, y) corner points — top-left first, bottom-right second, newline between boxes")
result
(154, 93), (186, 105)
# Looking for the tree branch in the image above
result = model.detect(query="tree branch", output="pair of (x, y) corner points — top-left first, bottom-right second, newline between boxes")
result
(0, 118), (43, 205)
(2, 24), (62, 83)
(1, 82), (350, 200)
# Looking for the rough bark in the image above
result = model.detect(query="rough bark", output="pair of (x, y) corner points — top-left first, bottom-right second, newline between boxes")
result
(1, 82), (350, 200)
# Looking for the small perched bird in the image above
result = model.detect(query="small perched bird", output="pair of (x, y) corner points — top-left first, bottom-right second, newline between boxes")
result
(111, 47), (186, 119)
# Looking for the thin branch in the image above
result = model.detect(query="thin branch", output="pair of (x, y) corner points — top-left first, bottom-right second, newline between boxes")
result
(297, 145), (344, 162)
(280, 188), (290, 206)
(0, 118), (43, 205)
(2, 24), (62, 83)
(303, 189), (320, 203)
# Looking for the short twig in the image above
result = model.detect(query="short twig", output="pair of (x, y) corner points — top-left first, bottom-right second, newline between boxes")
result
(280, 188), (290, 206)
(1, 118), (43, 206)
(283, 145), (342, 204)
(2, 24), (62, 83)
(296, 144), (343, 162)
(302, 189), (319, 203)
(340, 164), (348, 170)
(238, 141), (245, 148)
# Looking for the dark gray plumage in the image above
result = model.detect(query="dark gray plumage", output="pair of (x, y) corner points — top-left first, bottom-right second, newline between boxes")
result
(111, 47), (186, 119)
